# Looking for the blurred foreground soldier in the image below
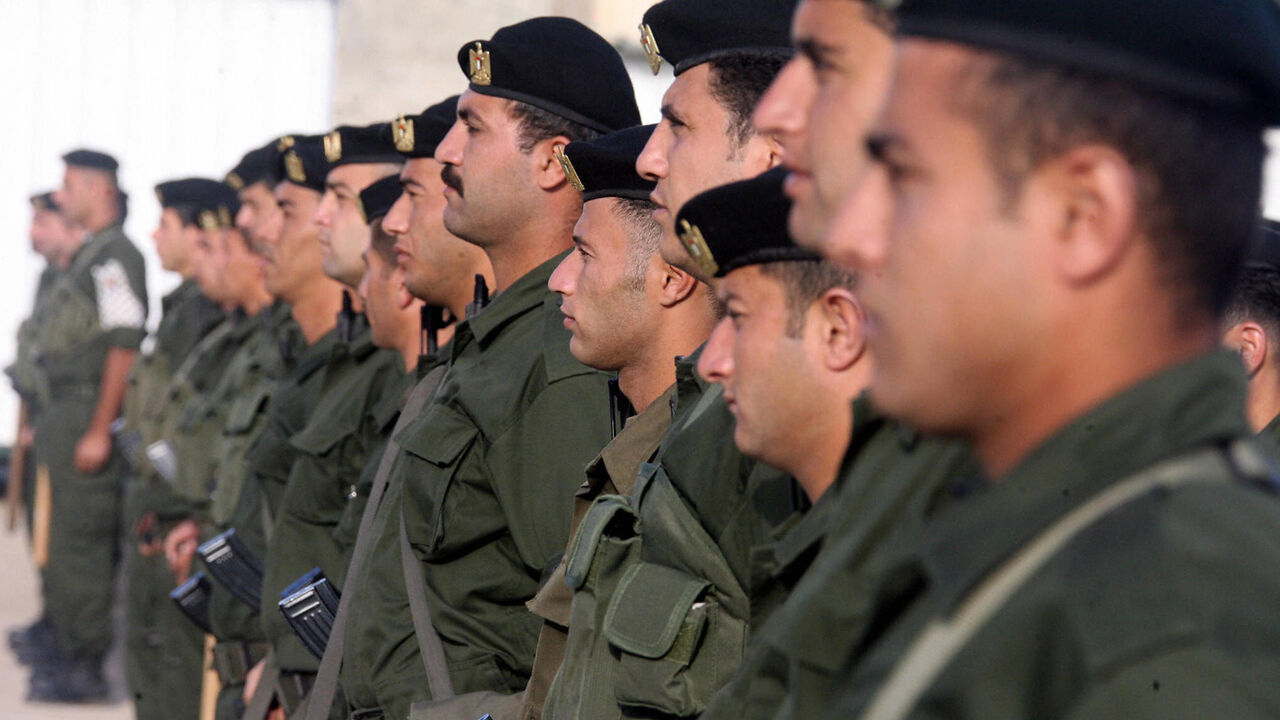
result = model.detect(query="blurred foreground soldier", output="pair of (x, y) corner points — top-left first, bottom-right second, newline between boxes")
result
(820, 0), (1280, 717)
(1222, 221), (1280, 451)
(532, 125), (713, 719)
(306, 95), (497, 720)
(541, 2), (796, 718)
(6, 192), (81, 667)
(751, 0), (895, 255)
(29, 148), (147, 702)
(122, 178), (228, 720)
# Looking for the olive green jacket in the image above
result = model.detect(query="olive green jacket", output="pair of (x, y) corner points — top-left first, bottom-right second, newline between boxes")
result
(346, 253), (612, 720)
(7, 264), (62, 414)
(521, 383), (677, 720)
(699, 398), (975, 720)
(824, 351), (1280, 719)
(261, 321), (404, 672)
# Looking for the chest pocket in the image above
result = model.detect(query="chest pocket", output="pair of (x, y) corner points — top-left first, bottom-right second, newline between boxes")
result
(397, 402), (481, 561)
(37, 280), (99, 356)
(225, 386), (272, 436)
(285, 419), (359, 525)
(543, 494), (643, 720)
(600, 464), (749, 718)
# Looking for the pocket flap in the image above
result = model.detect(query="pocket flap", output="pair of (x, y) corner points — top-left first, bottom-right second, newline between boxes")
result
(225, 387), (271, 433)
(289, 417), (349, 457)
(396, 402), (478, 466)
(564, 495), (637, 590)
(605, 562), (709, 659)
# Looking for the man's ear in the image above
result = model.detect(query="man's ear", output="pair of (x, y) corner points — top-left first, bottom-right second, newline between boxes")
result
(655, 260), (702, 307)
(1037, 144), (1139, 286)
(533, 136), (574, 190)
(1237, 321), (1269, 377)
(814, 287), (867, 372)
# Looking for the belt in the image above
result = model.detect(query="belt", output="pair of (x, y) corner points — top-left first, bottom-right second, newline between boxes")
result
(211, 641), (271, 685)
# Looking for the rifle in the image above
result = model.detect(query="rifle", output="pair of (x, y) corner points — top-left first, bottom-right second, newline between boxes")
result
(197, 529), (264, 610)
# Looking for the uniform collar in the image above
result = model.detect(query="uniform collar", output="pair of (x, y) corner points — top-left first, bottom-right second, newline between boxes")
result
(162, 278), (200, 313)
(584, 383), (678, 498)
(918, 350), (1250, 613)
(455, 252), (565, 354)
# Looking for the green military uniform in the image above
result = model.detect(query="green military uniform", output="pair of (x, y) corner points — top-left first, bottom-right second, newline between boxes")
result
(697, 398), (975, 720)
(342, 255), (612, 720)
(122, 277), (224, 720)
(527, 384), (675, 720)
(1255, 412), (1280, 457)
(260, 318), (403, 676)
(203, 302), (298, 720)
(822, 353), (1280, 719)
(8, 263), (62, 536)
(32, 220), (147, 667)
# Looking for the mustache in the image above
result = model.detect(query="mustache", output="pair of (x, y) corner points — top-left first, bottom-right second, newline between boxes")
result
(441, 166), (463, 195)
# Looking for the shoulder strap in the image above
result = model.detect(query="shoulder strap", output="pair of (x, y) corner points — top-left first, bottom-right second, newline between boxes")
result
(303, 364), (448, 720)
(400, 511), (457, 700)
(859, 445), (1238, 720)
(171, 319), (237, 386)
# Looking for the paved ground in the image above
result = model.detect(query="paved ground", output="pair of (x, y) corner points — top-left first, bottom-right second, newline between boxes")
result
(0, 522), (131, 720)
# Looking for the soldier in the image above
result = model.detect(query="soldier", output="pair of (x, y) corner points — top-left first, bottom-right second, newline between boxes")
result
(122, 178), (228, 720)
(821, 0), (1280, 716)
(256, 123), (406, 715)
(1221, 222), (1280, 450)
(528, 123), (715, 719)
(6, 192), (81, 668)
(30, 148), (148, 702)
(304, 95), (497, 720)
(543, 2), (797, 717)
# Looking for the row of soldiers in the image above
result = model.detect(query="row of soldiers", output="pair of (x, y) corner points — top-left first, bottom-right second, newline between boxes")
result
(9, 0), (1280, 718)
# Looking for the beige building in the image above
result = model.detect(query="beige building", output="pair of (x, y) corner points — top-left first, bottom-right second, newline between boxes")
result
(332, 0), (666, 125)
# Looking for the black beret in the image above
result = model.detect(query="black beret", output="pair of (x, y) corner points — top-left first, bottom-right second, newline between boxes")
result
(639, 0), (797, 76)
(886, 0), (1280, 123)
(63, 148), (119, 173)
(358, 174), (403, 224)
(456, 17), (640, 134)
(558, 125), (656, 202)
(275, 134), (329, 193)
(388, 96), (460, 159)
(675, 167), (813, 278)
(155, 178), (241, 231)
(324, 122), (403, 167)
(29, 191), (61, 213)
(227, 139), (284, 191)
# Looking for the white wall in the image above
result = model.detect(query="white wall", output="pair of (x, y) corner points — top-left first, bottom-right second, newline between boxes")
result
(0, 0), (336, 440)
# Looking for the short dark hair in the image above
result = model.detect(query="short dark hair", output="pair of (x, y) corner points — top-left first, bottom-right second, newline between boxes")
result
(954, 50), (1267, 320)
(1225, 262), (1280, 350)
(369, 222), (398, 276)
(758, 259), (856, 337)
(707, 51), (789, 151)
(612, 197), (661, 287)
(509, 100), (603, 153)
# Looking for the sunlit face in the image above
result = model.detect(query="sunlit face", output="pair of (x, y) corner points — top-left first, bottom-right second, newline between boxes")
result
(637, 64), (770, 276)
(261, 182), (324, 301)
(151, 208), (197, 274)
(836, 40), (1044, 434)
(697, 265), (820, 464)
(316, 164), (393, 287)
(382, 157), (478, 307)
(192, 227), (229, 302)
(434, 90), (541, 247)
(358, 238), (407, 351)
(236, 182), (281, 253)
(754, 0), (894, 252)
(29, 208), (70, 262)
(548, 199), (653, 371)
